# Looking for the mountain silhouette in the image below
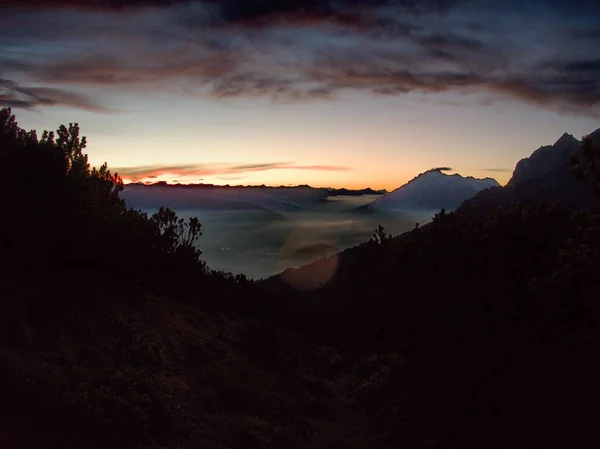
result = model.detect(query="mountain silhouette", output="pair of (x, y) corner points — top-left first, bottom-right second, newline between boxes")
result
(589, 128), (600, 147)
(361, 169), (499, 212)
(508, 133), (580, 187)
(459, 129), (600, 215)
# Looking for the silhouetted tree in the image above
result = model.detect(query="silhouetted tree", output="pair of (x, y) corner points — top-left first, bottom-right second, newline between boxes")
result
(370, 224), (389, 245)
(151, 207), (203, 260)
(0, 107), (206, 282)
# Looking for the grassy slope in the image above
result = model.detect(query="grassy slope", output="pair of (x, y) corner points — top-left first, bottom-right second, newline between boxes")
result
(0, 274), (390, 449)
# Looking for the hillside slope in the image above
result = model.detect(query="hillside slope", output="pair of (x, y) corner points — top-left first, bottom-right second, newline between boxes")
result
(3, 108), (600, 449)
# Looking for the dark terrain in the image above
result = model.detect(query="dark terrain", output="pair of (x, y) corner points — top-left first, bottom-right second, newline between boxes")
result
(1, 107), (600, 449)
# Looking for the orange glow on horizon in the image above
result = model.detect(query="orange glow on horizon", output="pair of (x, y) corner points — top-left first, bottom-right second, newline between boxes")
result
(121, 170), (510, 191)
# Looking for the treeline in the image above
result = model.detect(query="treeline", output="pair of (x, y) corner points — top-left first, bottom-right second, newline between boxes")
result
(0, 108), (210, 285)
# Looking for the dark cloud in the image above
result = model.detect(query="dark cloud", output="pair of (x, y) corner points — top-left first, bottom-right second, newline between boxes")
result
(361, 18), (418, 39)
(0, 54), (239, 86)
(305, 39), (599, 113)
(1, 0), (599, 115)
(418, 33), (484, 54)
(561, 59), (600, 73)
(213, 75), (302, 99)
(489, 73), (600, 115)
(6, 0), (180, 10)
(11, 0), (460, 23)
(570, 29), (600, 41)
(0, 78), (111, 112)
(309, 65), (486, 96)
(540, 59), (600, 74)
(5, 49), (599, 115)
(210, 0), (459, 30)
(432, 166), (453, 171)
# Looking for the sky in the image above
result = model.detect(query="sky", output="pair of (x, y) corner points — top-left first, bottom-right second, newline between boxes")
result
(1, 0), (599, 190)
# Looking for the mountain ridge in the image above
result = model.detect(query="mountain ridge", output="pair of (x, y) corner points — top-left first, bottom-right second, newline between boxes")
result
(459, 128), (600, 215)
(127, 181), (387, 196)
(507, 132), (580, 187)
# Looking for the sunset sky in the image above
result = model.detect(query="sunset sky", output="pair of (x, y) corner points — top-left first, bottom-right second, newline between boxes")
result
(1, 0), (599, 190)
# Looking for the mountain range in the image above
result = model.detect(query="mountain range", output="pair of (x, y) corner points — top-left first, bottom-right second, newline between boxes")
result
(123, 170), (500, 215)
(121, 183), (386, 212)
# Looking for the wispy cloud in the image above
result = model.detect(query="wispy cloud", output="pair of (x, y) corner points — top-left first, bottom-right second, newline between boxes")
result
(218, 175), (246, 181)
(477, 168), (512, 173)
(0, 78), (112, 112)
(114, 161), (350, 181)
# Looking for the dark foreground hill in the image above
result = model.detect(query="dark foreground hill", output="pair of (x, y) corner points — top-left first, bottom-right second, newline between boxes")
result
(2, 108), (600, 449)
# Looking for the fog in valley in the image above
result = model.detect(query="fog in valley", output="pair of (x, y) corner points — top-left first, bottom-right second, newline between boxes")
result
(126, 191), (437, 279)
